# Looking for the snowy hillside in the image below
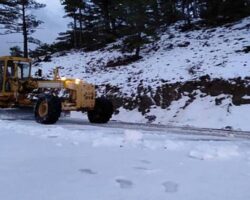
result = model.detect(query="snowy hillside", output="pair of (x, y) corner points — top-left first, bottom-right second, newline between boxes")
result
(37, 17), (250, 131)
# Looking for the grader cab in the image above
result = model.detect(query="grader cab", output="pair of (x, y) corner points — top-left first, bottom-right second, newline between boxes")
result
(0, 56), (113, 124)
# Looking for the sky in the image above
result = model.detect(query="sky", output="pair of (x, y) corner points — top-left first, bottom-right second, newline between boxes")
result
(0, 0), (68, 55)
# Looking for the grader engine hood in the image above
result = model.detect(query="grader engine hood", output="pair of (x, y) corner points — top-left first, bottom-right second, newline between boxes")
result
(38, 81), (64, 89)
(37, 79), (96, 110)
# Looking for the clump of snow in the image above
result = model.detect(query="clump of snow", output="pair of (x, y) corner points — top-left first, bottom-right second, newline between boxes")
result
(124, 130), (143, 145)
(189, 144), (240, 160)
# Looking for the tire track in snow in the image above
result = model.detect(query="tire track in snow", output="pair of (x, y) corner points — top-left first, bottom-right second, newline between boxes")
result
(58, 118), (250, 140)
(1, 117), (250, 140)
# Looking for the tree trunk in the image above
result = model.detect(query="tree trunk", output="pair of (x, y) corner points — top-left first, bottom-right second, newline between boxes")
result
(102, 0), (111, 32)
(135, 33), (141, 57)
(73, 13), (78, 49)
(79, 8), (83, 47)
(153, 0), (160, 25)
(22, 2), (28, 58)
(192, 0), (199, 18)
(186, 1), (191, 25)
(111, 18), (116, 34)
(135, 46), (140, 57)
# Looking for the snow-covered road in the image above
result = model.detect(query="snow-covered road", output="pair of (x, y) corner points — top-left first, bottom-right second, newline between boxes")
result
(0, 118), (250, 200)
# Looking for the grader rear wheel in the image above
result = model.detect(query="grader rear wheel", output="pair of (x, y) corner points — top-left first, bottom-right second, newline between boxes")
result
(87, 98), (113, 124)
(35, 95), (62, 124)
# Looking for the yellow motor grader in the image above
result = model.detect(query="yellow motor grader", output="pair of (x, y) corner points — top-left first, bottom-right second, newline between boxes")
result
(0, 56), (113, 124)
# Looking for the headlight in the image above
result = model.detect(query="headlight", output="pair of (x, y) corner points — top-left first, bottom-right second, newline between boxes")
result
(75, 79), (81, 85)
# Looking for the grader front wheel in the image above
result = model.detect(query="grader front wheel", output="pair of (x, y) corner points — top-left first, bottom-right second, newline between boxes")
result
(87, 98), (113, 124)
(34, 95), (62, 124)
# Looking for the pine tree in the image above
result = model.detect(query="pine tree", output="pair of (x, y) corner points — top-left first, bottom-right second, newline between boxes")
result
(92, 0), (116, 33)
(0, 0), (45, 58)
(116, 0), (159, 56)
(220, 0), (250, 21)
(154, 0), (180, 24)
(61, 0), (86, 48)
(199, 0), (250, 23)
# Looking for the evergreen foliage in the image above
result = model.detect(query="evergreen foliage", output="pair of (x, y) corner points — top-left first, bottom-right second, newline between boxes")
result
(9, 46), (23, 57)
(57, 0), (250, 55)
(200, 0), (250, 23)
(22, 0), (250, 58)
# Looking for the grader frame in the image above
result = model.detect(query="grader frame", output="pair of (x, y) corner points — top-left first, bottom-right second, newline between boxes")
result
(0, 56), (113, 124)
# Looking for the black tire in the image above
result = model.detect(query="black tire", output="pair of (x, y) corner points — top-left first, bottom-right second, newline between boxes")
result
(34, 95), (62, 124)
(87, 98), (113, 123)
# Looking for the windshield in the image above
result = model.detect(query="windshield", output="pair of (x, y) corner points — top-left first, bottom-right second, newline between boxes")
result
(0, 61), (3, 91)
(0, 61), (3, 76)
(17, 62), (31, 79)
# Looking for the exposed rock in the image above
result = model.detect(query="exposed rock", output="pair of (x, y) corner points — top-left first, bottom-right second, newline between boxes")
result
(100, 77), (250, 115)
(177, 41), (190, 48)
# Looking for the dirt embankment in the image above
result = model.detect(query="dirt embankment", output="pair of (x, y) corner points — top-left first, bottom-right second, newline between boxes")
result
(98, 75), (250, 115)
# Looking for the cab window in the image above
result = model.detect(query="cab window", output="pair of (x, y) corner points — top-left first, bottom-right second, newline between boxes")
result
(17, 62), (31, 79)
